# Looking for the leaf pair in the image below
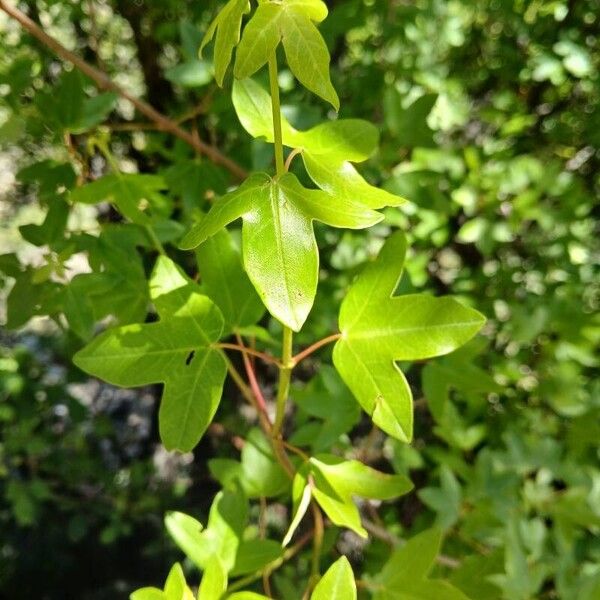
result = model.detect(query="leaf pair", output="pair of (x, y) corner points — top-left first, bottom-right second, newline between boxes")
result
(180, 172), (381, 331)
(232, 77), (405, 209)
(333, 231), (486, 443)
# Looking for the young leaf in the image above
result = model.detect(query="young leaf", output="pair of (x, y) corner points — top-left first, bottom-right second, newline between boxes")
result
(279, 6), (339, 110)
(333, 231), (486, 442)
(234, 4), (282, 80)
(196, 229), (265, 331)
(74, 256), (227, 452)
(164, 512), (209, 569)
(373, 529), (470, 600)
(234, 3), (338, 109)
(302, 156), (406, 209)
(283, 480), (312, 547)
(201, 0), (250, 86)
(180, 172), (381, 331)
(311, 556), (356, 600)
(130, 563), (193, 600)
(286, 0), (328, 23)
(165, 490), (247, 574)
(164, 563), (195, 600)
(232, 78), (373, 161)
(232, 78), (404, 207)
(198, 557), (227, 600)
(293, 454), (413, 537)
(130, 589), (165, 600)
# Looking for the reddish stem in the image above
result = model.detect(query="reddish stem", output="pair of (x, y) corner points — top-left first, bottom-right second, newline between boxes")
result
(292, 333), (342, 365)
(235, 335), (269, 415)
(217, 342), (281, 367)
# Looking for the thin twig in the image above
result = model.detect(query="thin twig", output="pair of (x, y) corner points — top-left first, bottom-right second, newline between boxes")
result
(0, 0), (248, 181)
(293, 332), (342, 365)
(227, 529), (314, 593)
(217, 342), (281, 367)
(285, 147), (303, 171)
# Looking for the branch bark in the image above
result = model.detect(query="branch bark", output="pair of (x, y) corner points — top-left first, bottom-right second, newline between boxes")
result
(0, 0), (248, 181)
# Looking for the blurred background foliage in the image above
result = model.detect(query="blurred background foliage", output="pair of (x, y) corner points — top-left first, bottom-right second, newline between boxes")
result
(0, 0), (598, 598)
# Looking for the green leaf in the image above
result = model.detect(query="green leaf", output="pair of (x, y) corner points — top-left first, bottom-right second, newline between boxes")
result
(165, 491), (246, 575)
(234, 4), (282, 80)
(231, 539), (282, 576)
(286, 0), (328, 22)
(294, 454), (412, 537)
(198, 557), (227, 600)
(311, 556), (356, 600)
(418, 465), (462, 530)
(292, 366), (360, 451)
(165, 60), (213, 88)
(60, 277), (96, 340)
(279, 6), (339, 110)
(19, 197), (70, 246)
(164, 563), (195, 600)
(73, 92), (117, 133)
(302, 156), (406, 209)
(130, 563), (194, 600)
(55, 70), (84, 130)
(201, 0), (250, 86)
(240, 428), (289, 498)
(70, 174), (167, 225)
(373, 529), (470, 600)
(234, 4), (338, 109)
(384, 90), (438, 148)
(227, 594), (270, 600)
(283, 480), (312, 546)
(164, 512), (208, 568)
(74, 256), (226, 452)
(333, 231), (485, 442)
(232, 78), (371, 161)
(130, 588), (165, 600)
(232, 79), (404, 207)
(196, 229), (265, 331)
(180, 172), (380, 331)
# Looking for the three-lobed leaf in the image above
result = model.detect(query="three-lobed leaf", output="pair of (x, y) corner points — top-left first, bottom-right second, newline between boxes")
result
(333, 231), (486, 442)
(180, 172), (380, 331)
(234, 1), (338, 109)
(292, 454), (413, 538)
(74, 256), (227, 452)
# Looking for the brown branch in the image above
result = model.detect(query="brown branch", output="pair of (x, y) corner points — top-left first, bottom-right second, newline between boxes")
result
(0, 0), (248, 181)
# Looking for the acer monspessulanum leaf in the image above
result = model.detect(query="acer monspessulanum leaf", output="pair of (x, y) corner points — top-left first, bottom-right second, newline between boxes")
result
(67, 0), (488, 595)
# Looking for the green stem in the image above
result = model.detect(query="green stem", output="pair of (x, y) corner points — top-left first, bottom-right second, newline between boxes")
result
(144, 224), (166, 255)
(273, 325), (293, 438)
(268, 51), (285, 177)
